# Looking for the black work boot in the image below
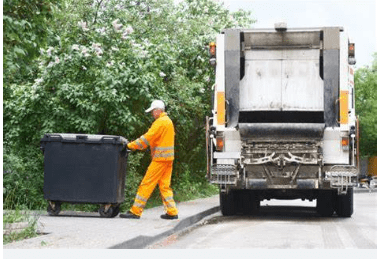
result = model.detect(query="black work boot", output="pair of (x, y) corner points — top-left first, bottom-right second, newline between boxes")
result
(120, 211), (141, 219)
(160, 214), (178, 220)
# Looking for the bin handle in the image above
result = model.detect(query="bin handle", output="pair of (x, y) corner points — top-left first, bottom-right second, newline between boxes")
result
(101, 136), (118, 144)
(47, 134), (62, 141)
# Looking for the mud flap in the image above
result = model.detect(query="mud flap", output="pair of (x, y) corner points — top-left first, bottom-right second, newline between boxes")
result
(335, 188), (353, 217)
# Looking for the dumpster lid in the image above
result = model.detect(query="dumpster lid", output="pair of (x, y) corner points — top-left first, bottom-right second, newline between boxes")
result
(40, 133), (128, 145)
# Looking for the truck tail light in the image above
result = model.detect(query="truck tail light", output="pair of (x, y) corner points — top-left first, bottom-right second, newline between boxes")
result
(348, 43), (356, 65)
(348, 43), (355, 57)
(342, 137), (349, 151)
(209, 42), (216, 57)
(216, 136), (224, 151)
(209, 42), (216, 66)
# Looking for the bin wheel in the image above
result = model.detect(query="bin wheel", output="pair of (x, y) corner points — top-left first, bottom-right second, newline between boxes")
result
(99, 204), (120, 218)
(47, 201), (61, 216)
(112, 205), (121, 217)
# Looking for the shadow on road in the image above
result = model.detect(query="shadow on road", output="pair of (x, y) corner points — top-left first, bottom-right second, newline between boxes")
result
(208, 205), (333, 224)
(44, 211), (102, 219)
(255, 205), (324, 219)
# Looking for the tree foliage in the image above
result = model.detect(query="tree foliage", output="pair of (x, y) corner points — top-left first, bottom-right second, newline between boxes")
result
(3, 0), (60, 97)
(3, 0), (255, 209)
(355, 53), (377, 157)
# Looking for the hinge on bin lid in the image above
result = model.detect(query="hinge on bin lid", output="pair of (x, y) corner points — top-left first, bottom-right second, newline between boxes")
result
(40, 134), (61, 151)
(47, 134), (62, 141)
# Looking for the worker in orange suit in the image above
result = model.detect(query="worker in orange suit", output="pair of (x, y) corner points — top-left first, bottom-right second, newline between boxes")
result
(120, 100), (179, 220)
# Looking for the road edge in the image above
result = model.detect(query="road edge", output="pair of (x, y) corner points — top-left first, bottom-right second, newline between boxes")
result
(109, 206), (220, 249)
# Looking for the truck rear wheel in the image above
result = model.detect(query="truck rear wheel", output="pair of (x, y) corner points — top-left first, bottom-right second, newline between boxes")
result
(316, 190), (335, 217)
(335, 188), (353, 217)
(220, 190), (260, 216)
(220, 190), (236, 216)
(235, 190), (260, 215)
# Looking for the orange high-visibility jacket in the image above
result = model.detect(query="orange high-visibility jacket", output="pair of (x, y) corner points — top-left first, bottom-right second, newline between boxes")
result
(127, 112), (175, 161)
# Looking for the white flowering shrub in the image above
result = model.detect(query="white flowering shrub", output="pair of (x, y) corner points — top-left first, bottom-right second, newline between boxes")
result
(3, 0), (255, 209)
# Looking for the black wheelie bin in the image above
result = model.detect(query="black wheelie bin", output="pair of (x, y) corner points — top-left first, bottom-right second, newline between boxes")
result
(40, 133), (128, 218)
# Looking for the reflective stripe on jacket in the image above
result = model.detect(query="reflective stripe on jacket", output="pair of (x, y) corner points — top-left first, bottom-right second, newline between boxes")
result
(127, 112), (175, 161)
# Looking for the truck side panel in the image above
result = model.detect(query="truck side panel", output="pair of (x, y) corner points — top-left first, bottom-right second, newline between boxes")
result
(323, 27), (340, 128)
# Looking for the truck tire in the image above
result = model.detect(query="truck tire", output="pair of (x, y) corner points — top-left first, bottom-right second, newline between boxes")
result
(335, 188), (353, 217)
(237, 190), (259, 215)
(316, 190), (335, 217)
(220, 190), (236, 216)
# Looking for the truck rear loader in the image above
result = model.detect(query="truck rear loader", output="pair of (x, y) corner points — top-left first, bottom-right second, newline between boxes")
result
(206, 23), (358, 217)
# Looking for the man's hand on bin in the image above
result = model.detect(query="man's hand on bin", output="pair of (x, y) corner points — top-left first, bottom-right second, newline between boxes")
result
(127, 142), (136, 151)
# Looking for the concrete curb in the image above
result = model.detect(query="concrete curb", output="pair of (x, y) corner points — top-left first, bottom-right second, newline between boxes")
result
(109, 206), (220, 249)
(3, 222), (30, 235)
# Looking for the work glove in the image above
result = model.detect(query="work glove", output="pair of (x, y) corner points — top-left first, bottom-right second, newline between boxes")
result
(127, 142), (136, 151)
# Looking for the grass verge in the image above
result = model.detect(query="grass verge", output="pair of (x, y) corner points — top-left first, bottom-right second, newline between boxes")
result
(3, 209), (41, 245)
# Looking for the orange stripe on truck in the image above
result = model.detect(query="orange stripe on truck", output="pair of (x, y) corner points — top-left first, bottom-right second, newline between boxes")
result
(340, 90), (349, 124)
(217, 91), (225, 125)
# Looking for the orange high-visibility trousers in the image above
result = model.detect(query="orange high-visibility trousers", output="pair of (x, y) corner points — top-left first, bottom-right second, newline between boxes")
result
(130, 160), (178, 217)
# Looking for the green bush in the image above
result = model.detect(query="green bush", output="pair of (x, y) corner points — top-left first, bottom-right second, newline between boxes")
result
(3, 146), (46, 210)
(3, 0), (255, 210)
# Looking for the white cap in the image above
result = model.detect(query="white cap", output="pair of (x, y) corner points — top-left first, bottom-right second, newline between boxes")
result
(145, 100), (165, 113)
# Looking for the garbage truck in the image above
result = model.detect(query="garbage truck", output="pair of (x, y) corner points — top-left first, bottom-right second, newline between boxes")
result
(206, 23), (359, 217)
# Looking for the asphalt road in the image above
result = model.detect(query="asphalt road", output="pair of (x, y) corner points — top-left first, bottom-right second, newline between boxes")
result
(148, 192), (377, 250)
